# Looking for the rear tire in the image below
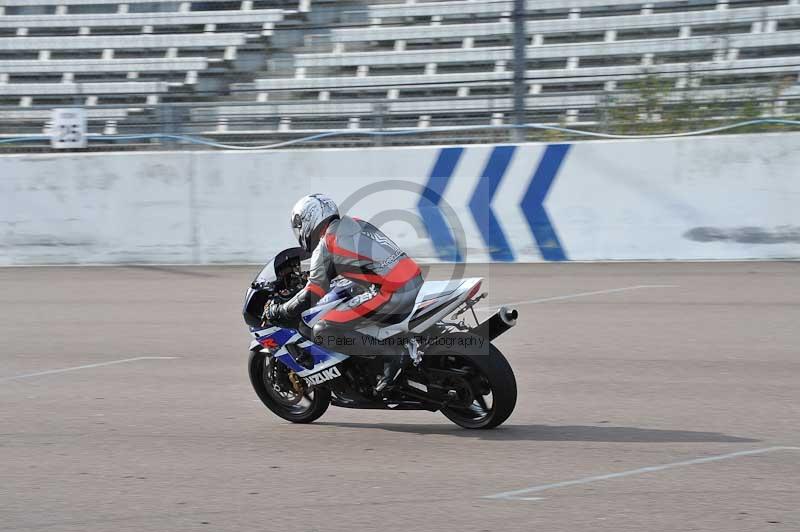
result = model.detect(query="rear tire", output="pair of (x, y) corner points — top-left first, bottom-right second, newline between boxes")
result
(248, 350), (330, 424)
(428, 334), (517, 429)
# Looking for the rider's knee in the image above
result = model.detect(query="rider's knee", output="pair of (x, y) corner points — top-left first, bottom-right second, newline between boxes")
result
(312, 320), (334, 342)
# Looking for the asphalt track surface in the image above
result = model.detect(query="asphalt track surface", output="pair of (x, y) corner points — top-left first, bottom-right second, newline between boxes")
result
(1, 263), (799, 532)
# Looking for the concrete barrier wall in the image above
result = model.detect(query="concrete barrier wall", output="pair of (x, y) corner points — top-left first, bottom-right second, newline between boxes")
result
(1, 133), (799, 265)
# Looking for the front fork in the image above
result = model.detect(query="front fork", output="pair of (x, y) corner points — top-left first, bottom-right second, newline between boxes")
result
(287, 371), (305, 394)
(255, 345), (307, 396)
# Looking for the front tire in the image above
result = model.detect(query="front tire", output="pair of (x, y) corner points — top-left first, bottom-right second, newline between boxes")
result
(248, 350), (330, 424)
(427, 334), (517, 429)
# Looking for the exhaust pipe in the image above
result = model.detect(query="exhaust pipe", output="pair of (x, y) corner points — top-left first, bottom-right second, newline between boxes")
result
(472, 306), (518, 341)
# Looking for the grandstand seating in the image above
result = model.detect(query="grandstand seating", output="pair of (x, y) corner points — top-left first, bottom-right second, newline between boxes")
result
(236, 0), (800, 131)
(0, 10), (284, 32)
(292, 32), (800, 68)
(1, 0), (799, 139)
(0, 1), (293, 104)
(0, 81), (168, 97)
(331, 5), (795, 42)
(0, 0), (303, 135)
(0, 58), (209, 75)
(363, 0), (696, 18)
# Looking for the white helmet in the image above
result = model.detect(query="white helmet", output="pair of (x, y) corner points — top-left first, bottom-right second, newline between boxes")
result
(290, 193), (340, 252)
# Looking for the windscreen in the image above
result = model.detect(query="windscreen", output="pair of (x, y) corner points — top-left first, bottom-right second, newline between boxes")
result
(252, 261), (278, 286)
(251, 247), (311, 288)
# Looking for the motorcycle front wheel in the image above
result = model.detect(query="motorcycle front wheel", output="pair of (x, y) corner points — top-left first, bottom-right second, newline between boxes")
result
(248, 350), (330, 423)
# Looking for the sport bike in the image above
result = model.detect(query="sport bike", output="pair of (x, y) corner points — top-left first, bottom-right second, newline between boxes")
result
(242, 247), (518, 429)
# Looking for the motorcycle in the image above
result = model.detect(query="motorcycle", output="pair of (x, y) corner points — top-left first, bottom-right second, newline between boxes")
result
(242, 247), (518, 429)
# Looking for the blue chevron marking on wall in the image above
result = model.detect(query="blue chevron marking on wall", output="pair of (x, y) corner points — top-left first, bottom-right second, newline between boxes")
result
(521, 144), (571, 261)
(418, 147), (464, 262)
(469, 145), (516, 262)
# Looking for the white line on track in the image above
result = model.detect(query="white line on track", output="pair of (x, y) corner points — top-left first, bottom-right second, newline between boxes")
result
(484, 446), (800, 501)
(0, 356), (179, 382)
(477, 284), (678, 312)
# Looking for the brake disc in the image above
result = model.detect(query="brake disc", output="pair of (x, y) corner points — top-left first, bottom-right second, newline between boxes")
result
(264, 359), (304, 406)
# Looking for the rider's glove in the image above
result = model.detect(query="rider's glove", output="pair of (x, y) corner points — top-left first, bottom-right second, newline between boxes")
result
(264, 302), (287, 326)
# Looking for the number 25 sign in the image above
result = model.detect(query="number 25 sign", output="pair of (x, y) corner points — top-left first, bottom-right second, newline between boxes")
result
(51, 108), (88, 149)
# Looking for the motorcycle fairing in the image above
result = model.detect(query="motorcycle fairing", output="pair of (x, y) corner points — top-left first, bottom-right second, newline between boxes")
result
(300, 280), (352, 328)
(355, 278), (480, 339)
(251, 326), (349, 378)
(298, 278), (483, 341)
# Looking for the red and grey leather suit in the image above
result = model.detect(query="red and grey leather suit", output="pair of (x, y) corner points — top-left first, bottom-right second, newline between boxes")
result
(275, 216), (423, 352)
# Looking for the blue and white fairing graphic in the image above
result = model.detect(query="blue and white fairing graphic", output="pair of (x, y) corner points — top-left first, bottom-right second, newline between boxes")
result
(299, 278), (354, 328)
(250, 324), (348, 378)
(248, 278), (358, 380)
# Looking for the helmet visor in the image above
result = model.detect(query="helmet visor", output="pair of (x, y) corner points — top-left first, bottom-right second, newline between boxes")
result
(291, 213), (303, 245)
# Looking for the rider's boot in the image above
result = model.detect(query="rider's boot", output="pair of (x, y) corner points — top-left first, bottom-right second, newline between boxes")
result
(375, 351), (404, 393)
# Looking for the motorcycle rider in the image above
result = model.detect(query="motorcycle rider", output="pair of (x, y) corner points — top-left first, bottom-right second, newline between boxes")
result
(265, 193), (424, 392)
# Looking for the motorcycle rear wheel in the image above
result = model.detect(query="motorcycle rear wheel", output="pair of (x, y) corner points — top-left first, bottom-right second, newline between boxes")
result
(427, 334), (517, 429)
(248, 350), (330, 423)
